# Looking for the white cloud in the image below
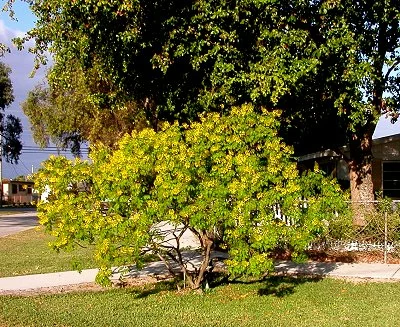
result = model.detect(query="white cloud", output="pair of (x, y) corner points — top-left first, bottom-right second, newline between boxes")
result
(0, 19), (27, 41)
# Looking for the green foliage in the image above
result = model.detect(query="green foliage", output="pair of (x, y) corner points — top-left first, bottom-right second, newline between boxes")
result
(18, 0), (327, 152)
(0, 61), (22, 163)
(36, 104), (346, 288)
(22, 65), (148, 154)
(321, 195), (400, 249)
(11, 0), (398, 203)
(0, 62), (13, 110)
(5, 0), (397, 205)
(22, 0), (325, 121)
(17, 0), (400, 132)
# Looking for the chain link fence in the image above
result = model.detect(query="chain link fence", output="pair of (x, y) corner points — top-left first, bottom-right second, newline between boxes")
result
(312, 199), (400, 263)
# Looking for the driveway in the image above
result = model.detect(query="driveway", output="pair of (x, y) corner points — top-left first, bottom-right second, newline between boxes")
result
(0, 209), (39, 237)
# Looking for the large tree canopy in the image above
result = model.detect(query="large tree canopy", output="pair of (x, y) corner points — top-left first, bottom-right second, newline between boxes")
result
(21, 0), (321, 122)
(0, 61), (22, 163)
(318, 0), (400, 205)
(13, 0), (400, 202)
(22, 65), (147, 155)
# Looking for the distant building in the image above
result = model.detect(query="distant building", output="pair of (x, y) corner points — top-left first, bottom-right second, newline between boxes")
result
(298, 134), (400, 199)
(1, 179), (37, 204)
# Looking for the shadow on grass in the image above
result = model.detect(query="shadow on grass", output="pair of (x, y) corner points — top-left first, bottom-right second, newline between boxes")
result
(206, 274), (323, 297)
(257, 275), (322, 297)
(208, 272), (324, 298)
(127, 279), (180, 299)
(123, 260), (336, 299)
(122, 275), (323, 299)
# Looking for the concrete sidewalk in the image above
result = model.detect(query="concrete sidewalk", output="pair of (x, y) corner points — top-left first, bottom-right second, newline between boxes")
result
(274, 261), (400, 279)
(1, 260), (400, 293)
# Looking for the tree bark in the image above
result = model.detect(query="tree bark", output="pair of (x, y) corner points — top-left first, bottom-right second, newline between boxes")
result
(193, 233), (213, 290)
(349, 131), (375, 225)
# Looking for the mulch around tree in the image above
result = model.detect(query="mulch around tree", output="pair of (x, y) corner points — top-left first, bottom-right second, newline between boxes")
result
(272, 249), (400, 264)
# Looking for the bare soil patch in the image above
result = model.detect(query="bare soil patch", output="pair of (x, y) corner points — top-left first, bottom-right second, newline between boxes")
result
(272, 249), (400, 264)
(0, 276), (165, 296)
(306, 250), (400, 264)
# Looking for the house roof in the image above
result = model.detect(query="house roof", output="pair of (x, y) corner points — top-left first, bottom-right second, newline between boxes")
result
(373, 116), (400, 139)
(298, 149), (341, 162)
(298, 132), (400, 163)
(2, 179), (34, 185)
(372, 133), (400, 146)
(298, 116), (400, 162)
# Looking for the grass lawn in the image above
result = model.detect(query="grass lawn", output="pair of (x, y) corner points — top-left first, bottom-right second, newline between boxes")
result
(0, 227), (97, 277)
(1, 277), (400, 326)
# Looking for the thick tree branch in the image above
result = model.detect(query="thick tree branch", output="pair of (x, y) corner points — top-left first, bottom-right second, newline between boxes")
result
(384, 58), (400, 83)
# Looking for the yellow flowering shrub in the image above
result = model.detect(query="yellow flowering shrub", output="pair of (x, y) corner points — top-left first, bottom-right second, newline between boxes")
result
(35, 104), (346, 288)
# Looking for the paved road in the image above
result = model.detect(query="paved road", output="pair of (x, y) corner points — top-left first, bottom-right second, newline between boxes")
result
(0, 209), (39, 237)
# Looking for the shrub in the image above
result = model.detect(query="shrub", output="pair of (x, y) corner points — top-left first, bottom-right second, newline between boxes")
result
(35, 104), (345, 289)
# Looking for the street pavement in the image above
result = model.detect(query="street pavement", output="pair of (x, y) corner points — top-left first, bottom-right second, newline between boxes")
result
(0, 209), (38, 237)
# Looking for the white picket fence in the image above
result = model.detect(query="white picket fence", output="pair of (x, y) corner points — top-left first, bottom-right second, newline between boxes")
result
(273, 200), (400, 263)
(310, 240), (397, 253)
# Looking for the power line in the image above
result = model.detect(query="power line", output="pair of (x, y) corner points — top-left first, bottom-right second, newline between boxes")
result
(21, 149), (89, 153)
(23, 145), (89, 149)
(12, 164), (19, 177)
(21, 146), (89, 155)
(21, 161), (33, 174)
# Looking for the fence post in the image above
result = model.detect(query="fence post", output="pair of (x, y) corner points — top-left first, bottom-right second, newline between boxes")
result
(384, 211), (388, 264)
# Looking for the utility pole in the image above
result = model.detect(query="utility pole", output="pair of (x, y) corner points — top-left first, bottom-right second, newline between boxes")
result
(0, 124), (3, 208)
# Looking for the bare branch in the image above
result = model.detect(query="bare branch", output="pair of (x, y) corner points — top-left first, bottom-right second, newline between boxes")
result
(188, 226), (203, 248)
(157, 253), (178, 276)
(73, 241), (87, 249)
(385, 58), (400, 83)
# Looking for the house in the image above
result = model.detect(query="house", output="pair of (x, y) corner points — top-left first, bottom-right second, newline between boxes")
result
(1, 179), (37, 204)
(298, 133), (400, 199)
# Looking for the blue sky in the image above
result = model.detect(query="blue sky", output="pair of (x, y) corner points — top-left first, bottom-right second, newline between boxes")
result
(0, 1), (79, 178)
(0, 1), (48, 178)
(1, 1), (36, 31)
(0, 1), (398, 178)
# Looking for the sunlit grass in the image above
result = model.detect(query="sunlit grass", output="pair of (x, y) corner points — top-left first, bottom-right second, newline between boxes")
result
(0, 227), (96, 277)
(1, 277), (400, 326)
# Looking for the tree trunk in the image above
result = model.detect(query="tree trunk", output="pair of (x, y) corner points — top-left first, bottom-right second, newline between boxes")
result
(349, 132), (375, 225)
(193, 234), (213, 290)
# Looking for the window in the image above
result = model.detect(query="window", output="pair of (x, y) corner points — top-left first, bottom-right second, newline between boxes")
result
(18, 184), (28, 192)
(382, 162), (400, 198)
(11, 184), (17, 194)
(319, 161), (336, 177)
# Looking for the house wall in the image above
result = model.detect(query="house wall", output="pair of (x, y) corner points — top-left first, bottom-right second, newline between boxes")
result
(298, 136), (400, 198)
(372, 139), (400, 161)
(372, 138), (400, 195)
(2, 181), (35, 204)
(372, 158), (382, 192)
(2, 184), (9, 196)
(336, 159), (349, 180)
